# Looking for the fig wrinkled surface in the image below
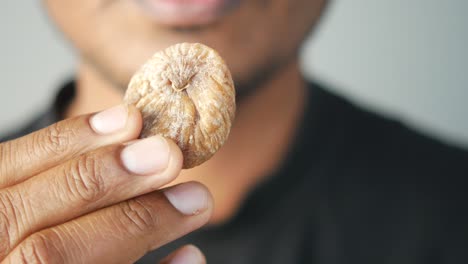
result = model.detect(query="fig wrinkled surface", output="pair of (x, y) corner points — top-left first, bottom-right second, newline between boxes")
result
(124, 43), (236, 168)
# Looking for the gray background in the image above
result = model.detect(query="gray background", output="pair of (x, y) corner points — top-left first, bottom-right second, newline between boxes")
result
(1, 1), (467, 148)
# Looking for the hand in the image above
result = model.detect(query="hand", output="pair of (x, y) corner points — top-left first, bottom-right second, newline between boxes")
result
(0, 105), (211, 263)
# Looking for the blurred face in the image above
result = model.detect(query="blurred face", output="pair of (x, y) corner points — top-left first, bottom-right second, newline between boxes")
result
(44, 0), (325, 93)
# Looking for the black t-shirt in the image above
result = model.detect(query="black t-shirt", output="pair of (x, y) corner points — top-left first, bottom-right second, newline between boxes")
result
(2, 81), (467, 263)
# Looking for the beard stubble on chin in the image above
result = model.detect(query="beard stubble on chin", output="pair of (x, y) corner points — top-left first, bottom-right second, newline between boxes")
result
(82, 37), (300, 106)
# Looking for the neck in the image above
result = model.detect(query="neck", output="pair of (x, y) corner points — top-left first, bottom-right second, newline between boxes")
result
(69, 60), (307, 225)
(66, 62), (123, 118)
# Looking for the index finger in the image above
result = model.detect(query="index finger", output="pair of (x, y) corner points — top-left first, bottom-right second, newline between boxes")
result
(0, 104), (142, 188)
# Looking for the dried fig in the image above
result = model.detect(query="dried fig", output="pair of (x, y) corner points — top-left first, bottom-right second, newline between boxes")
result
(124, 43), (236, 169)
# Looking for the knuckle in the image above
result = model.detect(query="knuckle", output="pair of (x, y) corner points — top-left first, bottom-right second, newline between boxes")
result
(118, 198), (158, 234)
(39, 122), (74, 155)
(0, 209), (12, 255)
(65, 154), (107, 203)
(16, 234), (55, 264)
(0, 192), (22, 255)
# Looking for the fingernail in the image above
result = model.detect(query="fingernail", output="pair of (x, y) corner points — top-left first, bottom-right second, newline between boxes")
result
(121, 136), (170, 175)
(169, 245), (205, 264)
(164, 182), (209, 216)
(90, 105), (128, 134)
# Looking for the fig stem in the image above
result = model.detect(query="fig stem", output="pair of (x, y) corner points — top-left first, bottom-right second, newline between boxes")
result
(172, 82), (189, 92)
(171, 73), (196, 92)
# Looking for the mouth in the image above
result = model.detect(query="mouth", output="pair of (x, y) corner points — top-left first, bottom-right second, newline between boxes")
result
(134, 0), (241, 27)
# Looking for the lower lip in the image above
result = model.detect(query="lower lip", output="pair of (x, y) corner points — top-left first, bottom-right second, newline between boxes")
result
(136, 0), (235, 27)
